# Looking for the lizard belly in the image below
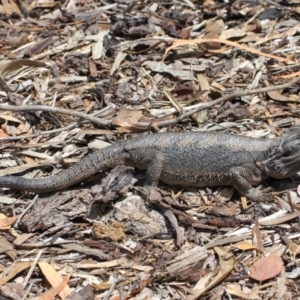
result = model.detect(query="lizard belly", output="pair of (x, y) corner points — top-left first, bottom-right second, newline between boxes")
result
(159, 169), (231, 187)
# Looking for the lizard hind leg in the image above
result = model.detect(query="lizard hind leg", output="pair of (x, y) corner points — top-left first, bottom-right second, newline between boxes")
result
(126, 149), (165, 189)
(144, 151), (165, 189)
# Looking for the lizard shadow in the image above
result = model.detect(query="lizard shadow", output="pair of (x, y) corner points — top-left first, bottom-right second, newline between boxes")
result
(266, 174), (300, 197)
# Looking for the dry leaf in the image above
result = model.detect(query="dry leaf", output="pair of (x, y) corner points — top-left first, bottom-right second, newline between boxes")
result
(250, 253), (284, 282)
(259, 211), (300, 226)
(267, 90), (293, 102)
(197, 74), (210, 91)
(114, 109), (143, 123)
(281, 236), (300, 259)
(163, 38), (293, 62)
(225, 283), (262, 299)
(0, 114), (23, 124)
(0, 214), (18, 230)
(233, 240), (263, 252)
(202, 19), (224, 49)
(1, 33), (28, 48)
(188, 247), (235, 299)
(89, 59), (97, 77)
(92, 283), (112, 291)
(0, 59), (46, 78)
(0, 59), (46, 92)
(204, 247), (235, 291)
(143, 61), (193, 80)
(0, 236), (13, 253)
(1, 0), (22, 16)
(0, 262), (32, 286)
(38, 262), (71, 299)
(38, 272), (73, 300)
(112, 109), (144, 132)
(0, 129), (8, 137)
(25, 37), (55, 56)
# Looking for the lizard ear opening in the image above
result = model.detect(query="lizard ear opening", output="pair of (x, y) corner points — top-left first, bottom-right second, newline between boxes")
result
(277, 127), (300, 152)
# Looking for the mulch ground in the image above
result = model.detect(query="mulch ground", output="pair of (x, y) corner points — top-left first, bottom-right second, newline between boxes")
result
(0, 0), (300, 299)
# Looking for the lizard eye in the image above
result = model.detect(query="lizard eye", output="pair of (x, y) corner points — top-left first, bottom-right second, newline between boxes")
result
(283, 151), (291, 157)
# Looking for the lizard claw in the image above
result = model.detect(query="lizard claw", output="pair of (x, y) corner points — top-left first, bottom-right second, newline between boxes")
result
(134, 186), (150, 199)
(134, 185), (162, 202)
(245, 186), (274, 202)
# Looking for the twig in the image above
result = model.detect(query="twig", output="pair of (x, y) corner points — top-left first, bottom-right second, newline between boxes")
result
(161, 208), (185, 247)
(134, 77), (300, 128)
(23, 249), (44, 288)
(22, 282), (34, 300)
(103, 274), (121, 300)
(0, 78), (298, 132)
(0, 104), (112, 127)
(0, 122), (80, 141)
(14, 195), (39, 228)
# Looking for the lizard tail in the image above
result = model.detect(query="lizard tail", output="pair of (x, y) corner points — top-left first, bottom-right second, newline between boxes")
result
(0, 146), (127, 193)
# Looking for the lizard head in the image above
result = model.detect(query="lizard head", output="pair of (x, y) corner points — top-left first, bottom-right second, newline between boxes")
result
(258, 127), (300, 179)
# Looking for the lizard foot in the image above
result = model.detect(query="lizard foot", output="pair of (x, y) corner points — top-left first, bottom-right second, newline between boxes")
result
(135, 185), (163, 202)
(245, 186), (273, 202)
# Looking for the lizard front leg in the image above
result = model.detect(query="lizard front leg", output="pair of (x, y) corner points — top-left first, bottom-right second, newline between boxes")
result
(229, 166), (272, 201)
